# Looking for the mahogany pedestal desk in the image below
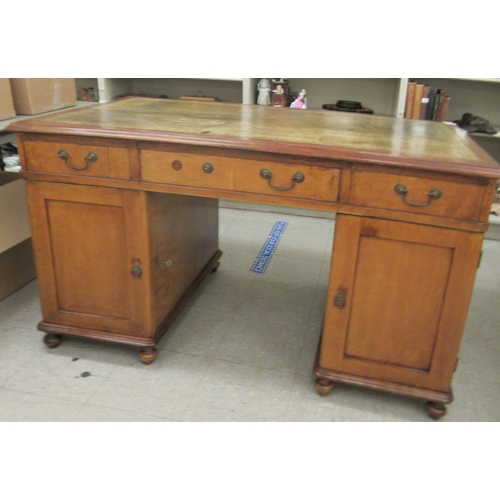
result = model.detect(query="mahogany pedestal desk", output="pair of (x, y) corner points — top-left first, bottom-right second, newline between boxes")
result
(8, 97), (500, 419)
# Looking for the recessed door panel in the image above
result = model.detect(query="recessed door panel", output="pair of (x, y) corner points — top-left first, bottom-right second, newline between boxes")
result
(345, 235), (452, 371)
(47, 199), (130, 319)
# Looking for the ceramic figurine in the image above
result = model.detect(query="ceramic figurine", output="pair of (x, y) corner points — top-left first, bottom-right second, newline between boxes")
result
(290, 89), (307, 109)
(257, 79), (271, 106)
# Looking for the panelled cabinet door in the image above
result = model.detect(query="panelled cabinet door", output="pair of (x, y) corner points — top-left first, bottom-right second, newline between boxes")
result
(319, 214), (484, 393)
(25, 181), (153, 337)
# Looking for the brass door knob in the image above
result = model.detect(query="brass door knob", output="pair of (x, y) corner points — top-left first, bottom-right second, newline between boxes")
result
(131, 265), (142, 278)
(334, 293), (346, 309)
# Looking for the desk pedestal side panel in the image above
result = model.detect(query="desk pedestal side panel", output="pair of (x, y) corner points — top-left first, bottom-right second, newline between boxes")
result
(317, 214), (483, 402)
(148, 191), (219, 330)
(25, 181), (219, 350)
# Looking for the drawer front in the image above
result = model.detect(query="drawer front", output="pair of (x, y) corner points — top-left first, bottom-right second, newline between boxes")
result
(140, 150), (233, 189)
(350, 168), (485, 220)
(141, 150), (340, 202)
(23, 141), (130, 179)
(233, 160), (340, 202)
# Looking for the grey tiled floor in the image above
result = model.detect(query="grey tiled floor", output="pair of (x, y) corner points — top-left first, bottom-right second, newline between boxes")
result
(1, 207), (499, 421)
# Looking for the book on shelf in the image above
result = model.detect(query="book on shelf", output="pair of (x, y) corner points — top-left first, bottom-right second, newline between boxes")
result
(432, 91), (441, 120)
(440, 97), (451, 122)
(404, 81), (450, 122)
(419, 85), (431, 119)
(425, 91), (436, 120)
(436, 90), (449, 122)
(404, 81), (416, 119)
(412, 83), (425, 119)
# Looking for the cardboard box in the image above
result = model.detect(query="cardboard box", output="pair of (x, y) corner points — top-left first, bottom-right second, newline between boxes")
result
(9, 78), (76, 115)
(0, 78), (16, 121)
(0, 172), (32, 254)
(0, 172), (36, 300)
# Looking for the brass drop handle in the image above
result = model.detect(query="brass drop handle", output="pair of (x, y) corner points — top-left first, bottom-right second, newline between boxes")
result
(58, 149), (98, 170)
(260, 168), (305, 191)
(394, 184), (442, 207)
(334, 293), (346, 309)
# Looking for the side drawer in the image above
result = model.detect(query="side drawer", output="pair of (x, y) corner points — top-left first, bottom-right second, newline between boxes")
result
(233, 160), (340, 202)
(350, 166), (487, 220)
(140, 150), (233, 189)
(23, 141), (130, 179)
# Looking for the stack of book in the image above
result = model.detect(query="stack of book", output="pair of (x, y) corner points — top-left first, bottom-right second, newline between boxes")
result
(404, 82), (451, 121)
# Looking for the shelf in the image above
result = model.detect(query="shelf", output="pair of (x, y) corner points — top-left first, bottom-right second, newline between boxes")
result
(96, 78), (256, 105)
(447, 78), (500, 84)
(471, 130), (500, 139)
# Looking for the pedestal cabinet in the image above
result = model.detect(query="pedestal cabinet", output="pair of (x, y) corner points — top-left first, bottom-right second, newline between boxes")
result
(26, 180), (220, 364)
(315, 212), (484, 419)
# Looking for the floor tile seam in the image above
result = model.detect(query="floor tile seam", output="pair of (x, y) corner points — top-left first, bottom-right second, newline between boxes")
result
(71, 401), (181, 422)
(460, 364), (493, 418)
(291, 326), (316, 379)
(177, 348), (226, 422)
(277, 372), (307, 421)
(180, 355), (301, 415)
(44, 349), (130, 380)
(243, 284), (318, 298)
(267, 250), (327, 262)
(282, 372), (314, 419)
(208, 353), (301, 377)
(10, 368), (119, 405)
(0, 351), (48, 388)
(222, 311), (311, 333)
(238, 282), (316, 307)
(62, 364), (125, 404)
(0, 386), (92, 408)
(251, 275), (322, 290)
(218, 208), (244, 238)
(208, 312), (250, 356)
(192, 283), (256, 310)
(100, 353), (131, 379)
(306, 301), (326, 326)
(156, 345), (221, 361)
(235, 297), (316, 312)
(265, 255), (327, 265)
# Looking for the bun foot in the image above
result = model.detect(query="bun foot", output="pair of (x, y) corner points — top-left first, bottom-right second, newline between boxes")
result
(138, 347), (158, 365)
(211, 261), (221, 273)
(425, 401), (447, 420)
(43, 333), (63, 348)
(314, 377), (335, 396)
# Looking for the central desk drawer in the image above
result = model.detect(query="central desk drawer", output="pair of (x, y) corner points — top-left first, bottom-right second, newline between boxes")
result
(140, 150), (340, 202)
(350, 167), (486, 220)
(23, 141), (130, 179)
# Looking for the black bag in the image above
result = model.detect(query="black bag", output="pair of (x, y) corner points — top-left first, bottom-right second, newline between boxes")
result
(454, 113), (497, 134)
